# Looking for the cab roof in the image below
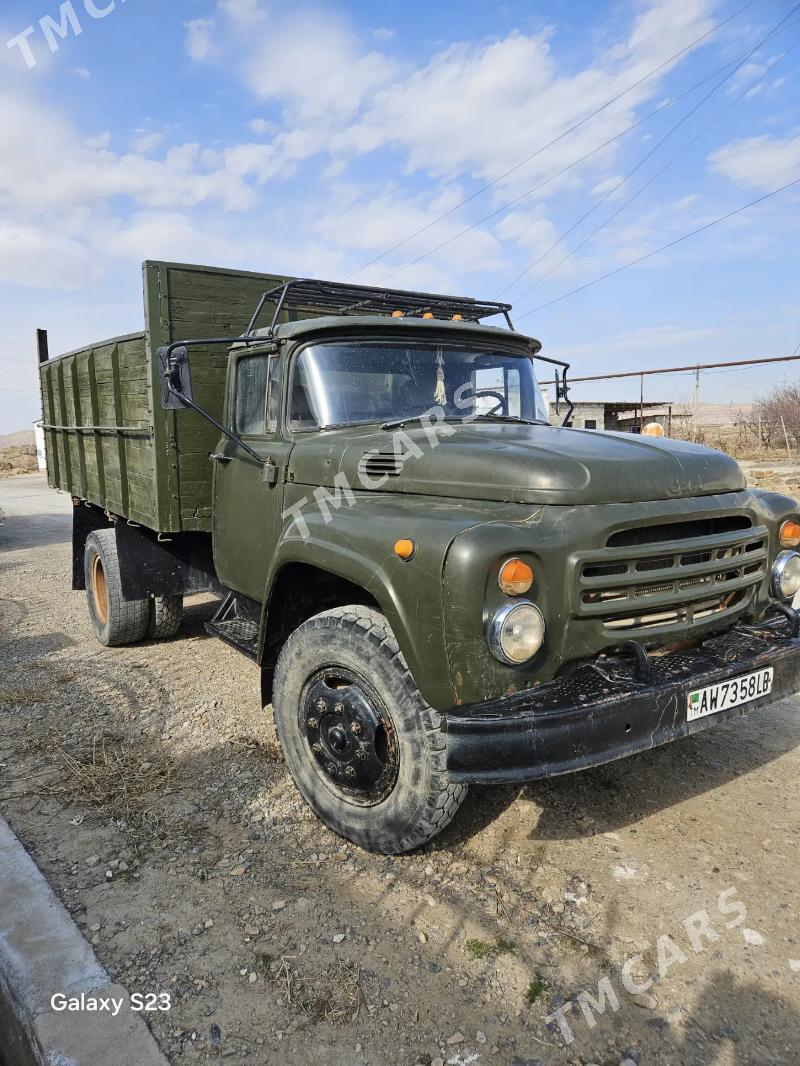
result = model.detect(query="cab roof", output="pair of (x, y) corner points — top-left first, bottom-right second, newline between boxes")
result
(251, 314), (542, 353)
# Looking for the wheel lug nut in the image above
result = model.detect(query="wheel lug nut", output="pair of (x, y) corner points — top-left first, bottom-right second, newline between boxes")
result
(334, 702), (344, 714)
(350, 722), (361, 734)
(355, 750), (366, 761)
(344, 766), (356, 778)
(316, 699), (327, 712)
(311, 742), (322, 754)
(308, 716), (318, 729)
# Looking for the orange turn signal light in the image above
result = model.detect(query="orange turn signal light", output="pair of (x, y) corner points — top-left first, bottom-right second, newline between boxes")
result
(391, 310), (404, 318)
(422, 312), (434, 319)
(394, 538), (415, 560)
(499, 558), (534, 596)
(779, 519), (800, 548)
(452, 314), (463, 321)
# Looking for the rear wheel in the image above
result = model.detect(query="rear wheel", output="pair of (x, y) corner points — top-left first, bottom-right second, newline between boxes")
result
(84, 529), (149, 647)
(148, 595), (183, 639)
(272, 605), (467, 853)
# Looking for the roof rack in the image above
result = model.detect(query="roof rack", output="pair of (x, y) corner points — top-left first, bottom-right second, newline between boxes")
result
(245, 278), (515, 336)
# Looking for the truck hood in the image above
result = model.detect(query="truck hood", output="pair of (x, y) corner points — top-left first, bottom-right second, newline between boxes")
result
(292, 423), (747, 505)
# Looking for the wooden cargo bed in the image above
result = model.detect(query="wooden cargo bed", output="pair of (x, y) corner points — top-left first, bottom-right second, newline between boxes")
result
(39, 261), (291, 533)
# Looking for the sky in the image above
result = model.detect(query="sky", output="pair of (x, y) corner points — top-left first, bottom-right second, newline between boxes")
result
(1, 0), (799, 433)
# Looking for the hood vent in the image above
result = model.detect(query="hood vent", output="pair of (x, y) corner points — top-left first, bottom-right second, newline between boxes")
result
(358, 450), (404, 480)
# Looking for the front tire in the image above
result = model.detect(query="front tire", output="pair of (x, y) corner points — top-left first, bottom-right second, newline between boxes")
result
(84, 529), (150, 647)
(272, 605), (467, 854)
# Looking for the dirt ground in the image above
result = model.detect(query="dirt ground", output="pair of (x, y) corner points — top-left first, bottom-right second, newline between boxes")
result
(2, 473), (800, 1066)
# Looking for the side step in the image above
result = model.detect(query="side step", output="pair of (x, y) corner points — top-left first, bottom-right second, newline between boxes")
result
(206, 591), (261, 660)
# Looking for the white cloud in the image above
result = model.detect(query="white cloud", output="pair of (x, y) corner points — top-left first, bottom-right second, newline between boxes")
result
(132, 130), (165, 154)
(726, 61), (766, 94)
(0, 221), (101, 290)
(591, 175), (626, 199)
(238, 10), (399, 123)
(184, 18), (217, 61)
(71, 67), (91, 81)
(372, 27), (395, 42)
(217, 0), (265, 24)
(248, 117), (275, 135)
(710, 134), (800, 190)
(327, 0), (715, 197)
(310, 184), (506, 282)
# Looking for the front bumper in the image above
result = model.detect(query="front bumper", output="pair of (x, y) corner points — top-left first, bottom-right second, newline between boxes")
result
(444, 615), (800, 784)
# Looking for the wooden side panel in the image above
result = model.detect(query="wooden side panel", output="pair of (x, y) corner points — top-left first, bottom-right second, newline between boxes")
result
(38, 333), (157, 526)
(40, 260), (307, 535)
(143, 261), (295, 532)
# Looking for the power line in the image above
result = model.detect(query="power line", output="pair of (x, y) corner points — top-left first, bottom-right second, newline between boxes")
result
(376, 58), (741, 284)
(513, 176), (800, 321)
(501, 8), (800, 298)
(345, 0), (760, 280)
(376, 29), (785, 285)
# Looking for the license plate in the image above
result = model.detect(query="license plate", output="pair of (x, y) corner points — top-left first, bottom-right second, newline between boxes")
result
(687, 667), (773, 721)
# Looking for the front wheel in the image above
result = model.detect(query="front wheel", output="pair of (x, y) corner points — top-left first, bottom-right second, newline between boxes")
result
(272, 605), (467, 853)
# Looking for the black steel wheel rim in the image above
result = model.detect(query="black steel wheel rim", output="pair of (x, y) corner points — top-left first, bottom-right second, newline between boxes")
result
(300, 668), (399, 805)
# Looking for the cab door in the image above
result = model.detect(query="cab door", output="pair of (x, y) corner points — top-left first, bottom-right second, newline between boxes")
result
(212, 351), (289, 601)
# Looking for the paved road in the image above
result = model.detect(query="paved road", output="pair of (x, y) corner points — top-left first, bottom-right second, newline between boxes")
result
(0, 474), (71, 551)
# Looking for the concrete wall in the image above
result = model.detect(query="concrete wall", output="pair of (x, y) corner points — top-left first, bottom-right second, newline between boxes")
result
(562, 402), (606, 430)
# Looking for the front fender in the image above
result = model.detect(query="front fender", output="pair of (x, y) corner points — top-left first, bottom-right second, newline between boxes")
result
(260, 487), (485, 710)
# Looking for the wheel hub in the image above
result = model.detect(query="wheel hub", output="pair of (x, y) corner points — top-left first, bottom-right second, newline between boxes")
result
(302, 671), (399, 803)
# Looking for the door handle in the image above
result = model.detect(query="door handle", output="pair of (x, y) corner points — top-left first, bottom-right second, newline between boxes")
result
(209, 453), (232, 463)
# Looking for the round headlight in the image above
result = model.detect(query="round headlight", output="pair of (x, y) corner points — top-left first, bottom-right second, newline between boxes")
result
(488, 602), (545, 664)
(772, 550), (800, 600)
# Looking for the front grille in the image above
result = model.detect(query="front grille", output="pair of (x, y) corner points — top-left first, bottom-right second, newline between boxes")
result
(575, 518), (768, 636)
(607, 515), (751, 547)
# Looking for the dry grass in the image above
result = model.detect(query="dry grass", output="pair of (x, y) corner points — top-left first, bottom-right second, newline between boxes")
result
(47, 734), (174, 815)
(0, 685), (51, 705)
(271, 956), (363, 1024)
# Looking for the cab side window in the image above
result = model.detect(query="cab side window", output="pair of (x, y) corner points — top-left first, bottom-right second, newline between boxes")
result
(235, 354), (269, 435)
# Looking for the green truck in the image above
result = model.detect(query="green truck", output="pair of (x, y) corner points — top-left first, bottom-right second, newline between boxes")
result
(39, 261), (800, 853)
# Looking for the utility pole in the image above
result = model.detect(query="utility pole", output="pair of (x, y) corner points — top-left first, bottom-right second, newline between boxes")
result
(692, 366), (701, 441)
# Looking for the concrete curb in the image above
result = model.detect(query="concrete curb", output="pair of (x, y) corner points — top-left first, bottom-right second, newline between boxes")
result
(0, 819), (169, 1066)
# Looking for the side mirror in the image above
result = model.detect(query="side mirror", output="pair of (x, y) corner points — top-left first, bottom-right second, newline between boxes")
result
(157, 345), (193, 409)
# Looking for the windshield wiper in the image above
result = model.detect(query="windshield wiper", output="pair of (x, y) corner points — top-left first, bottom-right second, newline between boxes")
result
(380, 415), (464, 431)
(381, 413), (547, 430)
(473, 414), (546, 426)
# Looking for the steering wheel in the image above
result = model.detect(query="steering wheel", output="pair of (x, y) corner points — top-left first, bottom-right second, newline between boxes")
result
(473, 388), (507, 416)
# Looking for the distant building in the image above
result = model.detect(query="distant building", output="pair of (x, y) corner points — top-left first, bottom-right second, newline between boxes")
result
(548, 399), (679, 434)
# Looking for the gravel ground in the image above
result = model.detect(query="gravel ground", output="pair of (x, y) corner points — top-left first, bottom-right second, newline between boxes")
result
(1, 474), (800, 1066)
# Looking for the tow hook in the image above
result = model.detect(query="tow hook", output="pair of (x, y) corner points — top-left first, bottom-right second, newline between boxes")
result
(773, 602), (800, 638)
(618, 640), (653, 683)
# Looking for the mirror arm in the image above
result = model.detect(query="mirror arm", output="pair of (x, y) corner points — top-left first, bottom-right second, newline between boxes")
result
(163, 382), (265, 464)
(532, 351), (574, 427)
(161, 336), (275, 465)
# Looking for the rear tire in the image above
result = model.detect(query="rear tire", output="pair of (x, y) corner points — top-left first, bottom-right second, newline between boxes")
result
(272, 605), (467, 854)
(148, 595), (183, 639)
(84, 529), (149, 647)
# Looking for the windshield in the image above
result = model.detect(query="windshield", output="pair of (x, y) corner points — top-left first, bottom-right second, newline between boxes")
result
(290, 341), (548, 430)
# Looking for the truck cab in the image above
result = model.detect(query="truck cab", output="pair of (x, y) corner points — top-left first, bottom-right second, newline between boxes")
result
(42, 268), (800, 854)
